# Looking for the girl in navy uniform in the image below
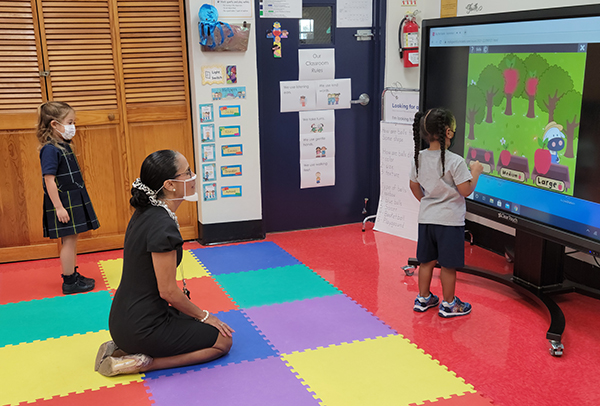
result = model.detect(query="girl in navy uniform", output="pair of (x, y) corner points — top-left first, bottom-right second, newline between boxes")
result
(409, 108), (483, 317)
(37, 101), (99, 294)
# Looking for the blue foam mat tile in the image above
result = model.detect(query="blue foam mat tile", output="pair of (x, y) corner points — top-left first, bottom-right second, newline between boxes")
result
(189, 241), (300, 275)
(143, 309), (279, 380)
(0, 290), (112, 347)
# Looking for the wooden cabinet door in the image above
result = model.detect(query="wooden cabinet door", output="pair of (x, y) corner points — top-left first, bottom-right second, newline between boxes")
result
(0, 0), (54, 261)
(37, 0), (131, 253)
(116, 0), (196, 240)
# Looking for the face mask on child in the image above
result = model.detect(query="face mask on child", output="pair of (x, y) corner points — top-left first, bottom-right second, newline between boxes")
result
(168, 174), (198, 202)
(58, 123), (76, 140)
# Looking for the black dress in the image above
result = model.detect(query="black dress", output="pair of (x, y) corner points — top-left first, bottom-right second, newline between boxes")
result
(108, 206), (218, 357)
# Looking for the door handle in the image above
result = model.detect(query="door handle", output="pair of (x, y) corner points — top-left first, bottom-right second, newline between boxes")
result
(351, 93), (370, 106)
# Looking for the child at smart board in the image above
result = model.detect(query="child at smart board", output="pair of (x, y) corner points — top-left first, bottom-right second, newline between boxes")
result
(409, 108), (483, 317)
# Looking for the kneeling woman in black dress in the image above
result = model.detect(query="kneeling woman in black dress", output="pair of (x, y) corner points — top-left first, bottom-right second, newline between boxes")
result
(96, 150), (233, 376)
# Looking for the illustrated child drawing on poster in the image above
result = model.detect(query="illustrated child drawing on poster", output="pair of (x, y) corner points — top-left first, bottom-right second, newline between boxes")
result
(316, 172), (321, 184)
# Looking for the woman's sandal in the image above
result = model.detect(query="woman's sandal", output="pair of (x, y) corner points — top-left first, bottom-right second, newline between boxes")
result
(94, 341), (119, 371)
(98, 354), (153, 377)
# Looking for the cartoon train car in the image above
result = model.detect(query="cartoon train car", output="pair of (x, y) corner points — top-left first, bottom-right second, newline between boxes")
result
(531, 163), (570, 193)
(496, 153), (530, 183)
(466, 147), (495, 173)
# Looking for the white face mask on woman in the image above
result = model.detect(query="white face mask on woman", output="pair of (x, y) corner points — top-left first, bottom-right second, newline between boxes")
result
(58, 123), (76, 140)
(170, 173), (198, 202)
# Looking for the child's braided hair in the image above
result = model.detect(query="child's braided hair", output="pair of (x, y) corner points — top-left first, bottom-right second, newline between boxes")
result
(412, 108), (456, 177)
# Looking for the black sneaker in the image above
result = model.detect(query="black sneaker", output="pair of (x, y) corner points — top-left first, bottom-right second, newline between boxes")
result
(62, 273), (95, 295)
(74, 267), (95, 285)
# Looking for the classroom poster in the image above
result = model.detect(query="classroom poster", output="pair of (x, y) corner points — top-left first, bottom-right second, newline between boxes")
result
(373, 122), (420, 240)
(383, 89), (420, 124)
(201, 124), (215, 142)
(214, 0), (252, 17)
(315, 79), (352, 110)
(299, 110), (335, 160)
(298, 49), (335, 80)
(299, 111), (335, 188)
(300, 159), (335, 189)
(337, 0), (373, 28)
(280, 81), (316, 112)
(202, 144), (216, 162)
(203, 183), (217, 201)
(259, 0), (302, 18)
(202, 163), (217, 181)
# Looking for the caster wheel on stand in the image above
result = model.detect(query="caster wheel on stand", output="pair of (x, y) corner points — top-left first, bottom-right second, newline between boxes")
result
(401, 265), (415, 276)
(549, 340), (564, 357)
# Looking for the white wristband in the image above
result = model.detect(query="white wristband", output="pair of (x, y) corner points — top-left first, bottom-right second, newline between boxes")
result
(200, 310), (209, 322)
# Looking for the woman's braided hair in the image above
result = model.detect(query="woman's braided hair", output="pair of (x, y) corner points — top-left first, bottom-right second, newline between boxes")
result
(412, 108), (456, 177)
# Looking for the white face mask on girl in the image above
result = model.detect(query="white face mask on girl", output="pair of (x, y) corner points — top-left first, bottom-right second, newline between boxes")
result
(169, 174), (198, 202)
(58, 123), (76, 140)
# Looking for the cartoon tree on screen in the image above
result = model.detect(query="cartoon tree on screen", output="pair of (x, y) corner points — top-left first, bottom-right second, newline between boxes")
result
(554, 90), (582, 159)
(537, 65), (574, 123)
(500, 54), (526, 116)
(477, 64), (504, 123)
(523, 54), (549, 118)
(466, 85), (485, 140)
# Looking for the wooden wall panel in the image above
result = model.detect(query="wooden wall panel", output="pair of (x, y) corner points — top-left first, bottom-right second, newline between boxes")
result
(128, 119), (195, 228)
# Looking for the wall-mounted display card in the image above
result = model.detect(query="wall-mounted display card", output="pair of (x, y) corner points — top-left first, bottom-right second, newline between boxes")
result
(202, 143), (216, 162)
(315, 78), (351, 110)
(226, 65), (237, 84)
(222, 144), (243, 156)
(201, 65), (225, 85)
(219, 125), (241, 138)
(280, 81), (316, 112)
(214, 0), (252, 18)
(298, 49), (335, 80)
(203, 183), (217, 201)
(259, 0), (301, 18)
(201, 124), (215, 142)
(300, 158), (335, 189)
(200, 104), (214, 122)
(337, 0), (373, 28)
(212, 87), (246, 100)
(221, 165), (243, 177)
(299, 111), (335, 161)
(202, 163), (217, 181)
(219, 105), (241, 117)
(221, 185), (242, 197)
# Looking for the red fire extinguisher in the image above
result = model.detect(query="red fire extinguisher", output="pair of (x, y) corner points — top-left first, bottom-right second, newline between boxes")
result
(399, 13), (419, 68)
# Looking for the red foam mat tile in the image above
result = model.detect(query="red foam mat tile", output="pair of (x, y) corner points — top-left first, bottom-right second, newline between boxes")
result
(22, 381), (153, 406)
(409, 392), (494, 406)
(0, 261), (108, 305)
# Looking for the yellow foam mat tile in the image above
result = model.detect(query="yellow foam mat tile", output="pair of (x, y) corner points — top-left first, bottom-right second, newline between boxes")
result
(0, 330), (142, 406)
(99, 259), (123, 290)
(281, 335), (475, 406)
(99, 251), (209, 290)
(178, 250), (210, 280)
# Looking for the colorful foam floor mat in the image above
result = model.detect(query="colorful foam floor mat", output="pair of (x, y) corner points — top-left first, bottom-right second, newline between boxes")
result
(0, 241), (493, 406)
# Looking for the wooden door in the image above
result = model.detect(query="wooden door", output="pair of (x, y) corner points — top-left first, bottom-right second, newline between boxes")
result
(0, 0), (196, 263)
